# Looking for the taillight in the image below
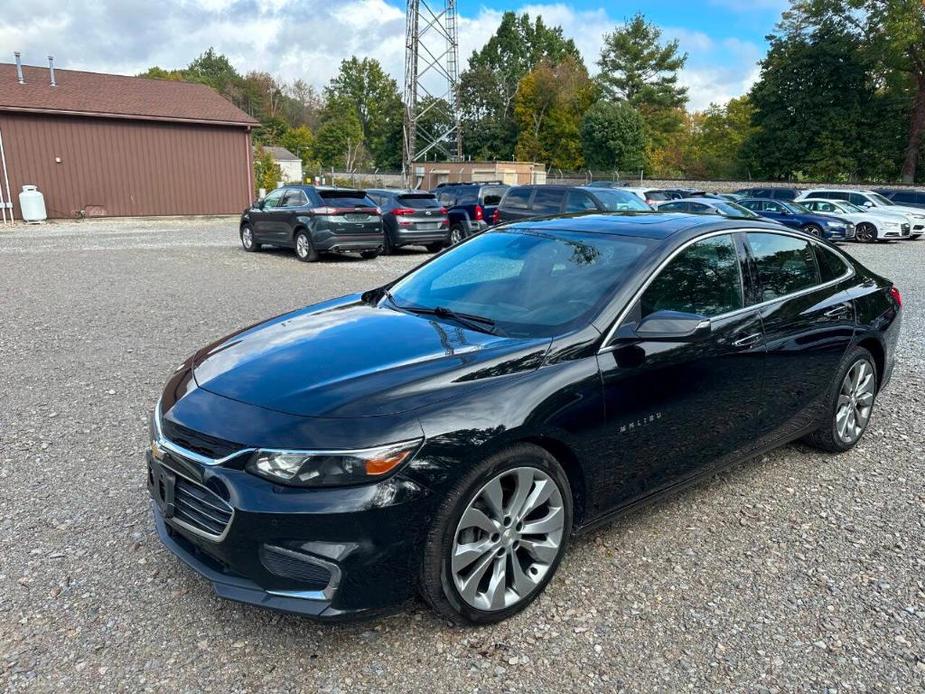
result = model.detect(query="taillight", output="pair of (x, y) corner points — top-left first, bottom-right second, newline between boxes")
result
(474, 204), (483, 222)
(313, 206), (336, 215)
(491, 208), (500, 225)
(439, 207), (447, 215)
(392, 208), (417, 216)
(889, 285), (902, 308)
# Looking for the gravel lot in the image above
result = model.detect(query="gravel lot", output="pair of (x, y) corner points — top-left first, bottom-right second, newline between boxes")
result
(1, 217), (923, 692)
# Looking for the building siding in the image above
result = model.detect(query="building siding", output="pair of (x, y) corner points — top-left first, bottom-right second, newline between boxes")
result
(0, 112), (252, 219)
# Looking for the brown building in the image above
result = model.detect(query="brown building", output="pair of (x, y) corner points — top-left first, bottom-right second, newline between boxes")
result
(413, 160), (546, 190)
(0, 61), (258, 219)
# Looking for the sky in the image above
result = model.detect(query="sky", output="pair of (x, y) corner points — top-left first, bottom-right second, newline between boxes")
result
(0, 0), (788, 111)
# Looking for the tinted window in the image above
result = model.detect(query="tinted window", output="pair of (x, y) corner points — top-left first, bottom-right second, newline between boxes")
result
(814, 244), (850, 282)
(689, 202), (711, 212)
(531, 188), (565, 214)
(262, 188), (285, 208)
(480, 187), (507, 206)
(819, 190), (849, 201)
(659, 202), (687, 212)
(763, 201), (786, 213)
(436, 189), (457, 206)
(770, 189), (797, 200)
(739, 200), (761, 211)
(748, 233), (820, 301)
(565, 190), (597, 212)
(848, 192), (870, 206)
(889, 191), (915, 204)
(641, 235), (743, 318)
(590, 189), (651, 211)
(318, 191), (377, 207)
(503, 188), (532, 210)
(390, 230), (655, 337)
(283, 189), (307, 207)
(808, 200), (837, 213)
(397, 194), (441, 209)
(646, 190), (671, 201)
(716, 202), (758, 217)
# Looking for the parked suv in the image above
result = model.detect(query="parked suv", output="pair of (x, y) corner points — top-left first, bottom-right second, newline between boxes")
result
(366, 189), (449, 254)
(433, 183), (509, 243)
(738, 198), (854, 240)
(497, 185), (651, 223)
(875, 188), (925, 209)
(797, 189), (925, 238)
(240, 186), (384, 261)
(734, 187), (802, 201)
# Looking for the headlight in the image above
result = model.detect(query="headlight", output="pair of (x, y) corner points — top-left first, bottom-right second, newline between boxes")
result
(825, 220), (842, 228)
(150, 399), (166, 462)
(246, 439), (423, 487)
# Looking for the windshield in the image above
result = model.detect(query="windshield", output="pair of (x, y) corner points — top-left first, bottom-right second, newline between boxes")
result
(589, 189), (652, 211)
(388, 229), (655, 337)
(869, 192), (894, 206)
(783, 201), (811, 214)
(841, 201), (864, 213)
(714, 202), (759, 217)
(397, 194), (441, 209)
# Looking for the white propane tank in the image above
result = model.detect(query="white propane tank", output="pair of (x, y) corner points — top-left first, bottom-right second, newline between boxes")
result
(19, 185), (47, 222)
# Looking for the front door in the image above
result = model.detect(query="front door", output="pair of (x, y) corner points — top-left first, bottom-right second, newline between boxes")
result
(253, 188), (286, 242)
(594, 233), (766, 512)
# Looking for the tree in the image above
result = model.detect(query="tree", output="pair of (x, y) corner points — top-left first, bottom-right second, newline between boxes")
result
(412, 96), (456, 161)
(324, 57), (403, 168)
(458, 12), (583, 160)
(253, 147), (282, 194)
(280, 126), (316, 171)
(285, 79), (325, 130)
(314, 105), (366, 170)
(137, 66), (185, 81)
(781, 0), (925, 182)
(596, 13), (688, 150)
(580, 101), (647, 173)
(744, 18), (875, 180)
(185, 48), (243, 103)
(688, 97), (756, 178)
(514, 57), (597, 169)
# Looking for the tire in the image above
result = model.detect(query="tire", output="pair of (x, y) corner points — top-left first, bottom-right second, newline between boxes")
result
(803, 346), (878, 453)
(360, 249), (380, 259)
(803, 223), (823, 237)
(425, 242), (444, 253)
(294, 230), (318, 262)
(419, 444), (573, 625)
(855, 223), (877, 243)
(240, 224), (261, 252)
(448, 225), (465, 246)
(381, 230), (396, 256)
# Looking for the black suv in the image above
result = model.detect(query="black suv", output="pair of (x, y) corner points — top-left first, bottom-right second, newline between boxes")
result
(366, 189), (449, 254)
(875, 188), (925, 209)
(240, 186), (384, 262)
(497, 185), (651, 223)
(433, 183), (509, 243)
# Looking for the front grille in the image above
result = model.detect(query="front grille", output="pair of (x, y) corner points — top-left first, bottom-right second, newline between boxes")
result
(160, 419), (241, 460)
(173, 477), (233, 538)
(259, 545), (332, 590)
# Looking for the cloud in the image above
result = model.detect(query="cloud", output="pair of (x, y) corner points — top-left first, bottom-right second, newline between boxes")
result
(0, 0), (763, 110)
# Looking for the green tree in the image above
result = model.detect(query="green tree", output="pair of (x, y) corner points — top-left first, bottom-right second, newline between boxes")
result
(744, 18), (875, 180)
(253, 147), (282, 194)
(458, 11), (583, 160)
(580, 100), (647, 173)
(323, 57), (403, 168)
(690, 97), (756, 178)
(412, 96), (456, 161)
(280, 125), (316, 171)
(185, 48), (243, 101)
(596, 13), (688, 151)
(137, 66), (185, 81)
(314, 105), (366, 170)
(514, 56), (597, 169)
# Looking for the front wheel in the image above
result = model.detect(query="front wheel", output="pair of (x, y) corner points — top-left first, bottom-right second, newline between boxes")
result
(804, 346), (877, 453)
(803, 223), (823, 237)
(419, 444), (572, 625)
(855, 223), (877, 243)
(294, 230), (318, 262)
(240, 224), (261, 252)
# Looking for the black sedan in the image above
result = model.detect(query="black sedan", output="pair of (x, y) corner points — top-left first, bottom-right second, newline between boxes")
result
(240, 186), (384, 261)
(149, 213), (901, 624)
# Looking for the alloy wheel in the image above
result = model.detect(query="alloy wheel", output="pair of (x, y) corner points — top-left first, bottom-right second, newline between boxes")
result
(451, 467), (565, 612)
(242, 227), (253, 249)
(296, 234), (310, 258)
(450, 227), (463, 245)
(856, 223), (874, 243)
(835, 359), (875, 444)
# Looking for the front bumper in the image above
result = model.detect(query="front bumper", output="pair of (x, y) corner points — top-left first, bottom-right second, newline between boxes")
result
(147, 446), (432, 619)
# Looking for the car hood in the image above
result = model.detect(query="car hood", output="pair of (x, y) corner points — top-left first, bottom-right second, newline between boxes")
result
(877, 204), (925, 220)
(192, 294), (551, 418)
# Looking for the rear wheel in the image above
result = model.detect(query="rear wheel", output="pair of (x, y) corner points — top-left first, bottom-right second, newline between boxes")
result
(804, 346), (877, 453)
(240, 224), (261, 252)
(419, 444), (572, 625)
(855, 223), (877, 243)
(381, 231), (396, 256)
(294, 230), (318, 262)
(803, 223), (823, 237)
(449, 225), (464, 246)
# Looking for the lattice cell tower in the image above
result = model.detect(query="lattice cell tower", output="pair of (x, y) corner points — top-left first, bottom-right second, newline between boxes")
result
(403, 0), (462, 182)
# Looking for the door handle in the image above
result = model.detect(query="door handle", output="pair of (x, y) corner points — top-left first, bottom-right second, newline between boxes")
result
(823, 304), (850, 319)
(731, 332), (763, 349)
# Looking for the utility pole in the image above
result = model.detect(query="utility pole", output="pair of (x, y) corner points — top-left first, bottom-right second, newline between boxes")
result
(403, 0), (462, 185)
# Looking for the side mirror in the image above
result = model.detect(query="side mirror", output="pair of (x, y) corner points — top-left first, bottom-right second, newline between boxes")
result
(254, 198), (265, 209)
(614, 310), (712, 343)
(862, 201), (874, 208)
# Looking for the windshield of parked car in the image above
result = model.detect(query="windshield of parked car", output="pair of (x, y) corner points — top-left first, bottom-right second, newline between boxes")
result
(841, 202), (865, 213)
(387, 229), (656, 337)
(783, 201), (811, 214)
(589, 189), (652, 212)
(714, 202), (759, 217)
(869, 192), (895, 206)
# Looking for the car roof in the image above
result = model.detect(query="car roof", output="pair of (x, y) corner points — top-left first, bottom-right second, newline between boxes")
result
(662, 197), (724, 204)
(367, 188), (434, 195)
(497, 212), (784, 240)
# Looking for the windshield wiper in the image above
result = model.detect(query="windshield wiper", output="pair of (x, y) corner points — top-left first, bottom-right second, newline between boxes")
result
(397, 303), (501, 335)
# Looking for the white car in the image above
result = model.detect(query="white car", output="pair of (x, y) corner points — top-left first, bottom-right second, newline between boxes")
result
(796, 189), (925, 239)
(799, 198), (912, 242)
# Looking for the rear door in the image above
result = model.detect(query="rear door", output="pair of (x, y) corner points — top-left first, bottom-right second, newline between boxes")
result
(315, 190), (382, 237)
(530, 188), (566, 216)
(564, 189), (598, 213)
(499, 188), (535, 222)
(745, 232), (854, 443)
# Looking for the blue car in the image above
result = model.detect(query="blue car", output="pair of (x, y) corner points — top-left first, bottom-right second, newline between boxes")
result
(739, 198), (855, 241)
